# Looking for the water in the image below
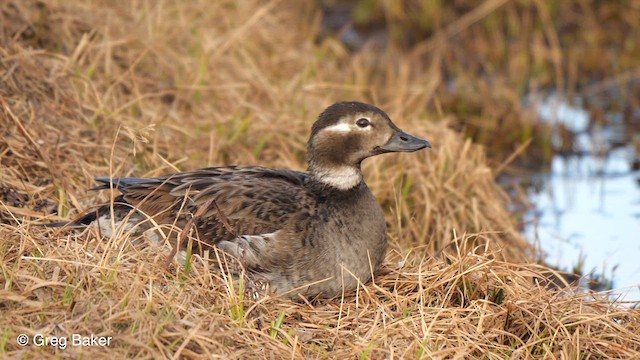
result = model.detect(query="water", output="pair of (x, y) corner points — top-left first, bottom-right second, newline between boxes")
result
(525, 96), (640, 302)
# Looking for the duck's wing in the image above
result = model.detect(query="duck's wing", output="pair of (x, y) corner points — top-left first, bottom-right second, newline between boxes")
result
(91, 166), (315, 245)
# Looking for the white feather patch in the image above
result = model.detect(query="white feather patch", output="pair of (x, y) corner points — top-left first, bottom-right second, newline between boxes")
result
(96, 214), (139, 238)
(323, 115), (373, 134)
(324, 122), (352, 133)
(218, 231), (278, 267)
(315, 166), (362, 190)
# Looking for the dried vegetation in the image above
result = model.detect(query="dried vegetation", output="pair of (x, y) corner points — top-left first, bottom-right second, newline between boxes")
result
(1, 0), (638, 358)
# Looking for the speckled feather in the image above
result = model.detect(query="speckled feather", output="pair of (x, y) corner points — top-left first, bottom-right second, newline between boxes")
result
(95, 166), (311, 242)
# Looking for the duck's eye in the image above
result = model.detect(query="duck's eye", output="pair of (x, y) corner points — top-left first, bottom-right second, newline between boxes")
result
(356, 118), (370, 128)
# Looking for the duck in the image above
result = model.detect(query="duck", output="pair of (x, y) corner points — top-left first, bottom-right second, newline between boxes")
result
(54, 101), (431, 298)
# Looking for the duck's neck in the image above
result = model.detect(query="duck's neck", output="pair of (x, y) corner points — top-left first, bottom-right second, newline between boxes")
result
(309, 164), (363, 191)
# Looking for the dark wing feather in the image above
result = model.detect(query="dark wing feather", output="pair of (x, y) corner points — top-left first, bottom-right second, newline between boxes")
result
(94, 166), (314, 246)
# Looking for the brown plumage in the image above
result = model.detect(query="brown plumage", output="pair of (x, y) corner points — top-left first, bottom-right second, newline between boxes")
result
(55, 102), (431, 298)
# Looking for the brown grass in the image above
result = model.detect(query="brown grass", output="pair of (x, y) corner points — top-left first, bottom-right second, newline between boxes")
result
(1, 0), (639, 358)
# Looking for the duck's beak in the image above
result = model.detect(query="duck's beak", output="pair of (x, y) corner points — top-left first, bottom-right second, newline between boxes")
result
(377, 130), (432, 153)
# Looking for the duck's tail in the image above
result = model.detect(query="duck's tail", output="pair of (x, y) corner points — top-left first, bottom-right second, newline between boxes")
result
(40, 176), (136, 229)
(40, 195), (136, 229)
(40, 207), (103, 229)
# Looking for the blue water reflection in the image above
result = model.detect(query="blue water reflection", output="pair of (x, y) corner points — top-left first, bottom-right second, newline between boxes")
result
(525, 96), (640, 302)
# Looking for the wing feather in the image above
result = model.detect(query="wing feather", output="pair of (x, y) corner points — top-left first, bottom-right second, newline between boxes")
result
(95, 166), (314, 246)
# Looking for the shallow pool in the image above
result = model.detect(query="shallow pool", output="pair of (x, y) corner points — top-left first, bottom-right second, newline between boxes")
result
(524, 96), (640, 302)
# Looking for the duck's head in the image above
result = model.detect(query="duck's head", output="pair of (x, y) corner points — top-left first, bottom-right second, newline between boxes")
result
(307, 101), (431, 190)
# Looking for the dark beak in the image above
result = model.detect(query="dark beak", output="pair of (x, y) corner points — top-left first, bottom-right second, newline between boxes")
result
(377, 130), (432, 153)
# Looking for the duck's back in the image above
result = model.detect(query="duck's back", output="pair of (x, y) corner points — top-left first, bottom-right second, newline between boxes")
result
(88, 166), (315, 246)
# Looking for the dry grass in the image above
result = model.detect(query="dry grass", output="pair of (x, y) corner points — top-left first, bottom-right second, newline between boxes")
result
(1, 0), (639, 358)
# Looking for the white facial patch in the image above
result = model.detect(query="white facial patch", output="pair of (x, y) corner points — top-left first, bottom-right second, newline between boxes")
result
(324, 122), (352, 133)
(323, 115), (373, 134)
(314, 166), (362, 190)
